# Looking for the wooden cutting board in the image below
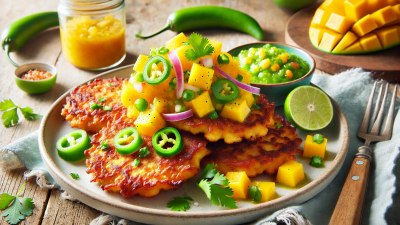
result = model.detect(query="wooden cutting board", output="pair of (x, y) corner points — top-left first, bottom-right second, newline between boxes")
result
(285, 5), (400, 82)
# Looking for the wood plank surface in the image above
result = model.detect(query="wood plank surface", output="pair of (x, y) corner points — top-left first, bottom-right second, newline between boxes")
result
(0, 1), (293, 224)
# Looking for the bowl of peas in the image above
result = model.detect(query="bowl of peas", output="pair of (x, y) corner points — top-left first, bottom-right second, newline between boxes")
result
(229, 42), (315, 106)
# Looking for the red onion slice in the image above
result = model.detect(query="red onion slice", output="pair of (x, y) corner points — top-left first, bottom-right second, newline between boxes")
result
(214, 66), (260, 95)
(163, 109), (193, 121)
(168, 50), (184, 98)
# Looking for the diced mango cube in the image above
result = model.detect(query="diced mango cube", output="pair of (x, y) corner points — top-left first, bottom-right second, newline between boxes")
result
(251, 181), (276, 202)
(188, 63), (214, 90)
(352, 14), (379, 36)
(344, 0), (369, 21)
(311, 8), (331, 26)
(127, 105), (140, 119)
(239, 89), (255, 107)
(216, 53), (240, 79)
(342, 41), (364, 53)
(175, 45), (197, 72)
(152, 97), (168, 113)
(376, 26), (400, 47)
(321, 0), (345, 14)
(190, 91), (215, 118)
(220, 98), (251, 123)
(332, 31), (358, 53)
(121, 81), (136, 107)
(371, 6), (399, 27)
(303, 135), (328, 158)
(309, 26), (324, 47)
(226, 171), (251, 199)
(276, 160), (305, 188)
(133, 54), (149, 73)
(318, 30), (343, 52)
(360, 33), (382, 51)
(134, 109), (166, 136)
(326, 12), (353, 34)
(209, 39), (222, 61)
(165, 33), (188, 50)
(238, 69), (252, 84)
(367, 0), (388, 13)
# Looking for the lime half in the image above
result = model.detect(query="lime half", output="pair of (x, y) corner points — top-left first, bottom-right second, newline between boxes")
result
(284, 86), (333, 131)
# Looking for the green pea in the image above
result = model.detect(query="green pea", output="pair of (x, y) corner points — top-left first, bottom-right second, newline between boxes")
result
(134, 98), (148, 112)
(182, 89), (195, 101)
(135, 72), (144, 82)
(217, 53), (230, 64)
(236, 74), (243, 82)
(310, 156), (324, 168)
(248, 185), (262, 203)
(208, 111), (219, 120)
(313, 134), (324, 144)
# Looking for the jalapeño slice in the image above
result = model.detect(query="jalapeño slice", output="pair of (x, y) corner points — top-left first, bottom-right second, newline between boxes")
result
(152, 127), (183, 157)
(114, 127), (143, 155)
(211, 78), (239, 103)
(143, 55), (171, 85)
(56, 129), (91, 161)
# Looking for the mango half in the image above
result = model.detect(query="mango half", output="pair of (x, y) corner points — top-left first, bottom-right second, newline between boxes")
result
(309, 0), (400, 54)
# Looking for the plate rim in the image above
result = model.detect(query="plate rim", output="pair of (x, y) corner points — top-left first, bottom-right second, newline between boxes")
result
(38, 64), (349, 221)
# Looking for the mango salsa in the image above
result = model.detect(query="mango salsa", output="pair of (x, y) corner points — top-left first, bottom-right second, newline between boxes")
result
(134, 109), (166, 136)
(276, 160), (305, 188)
(190, 91), (215, 118)
(188, 63), (214, 90)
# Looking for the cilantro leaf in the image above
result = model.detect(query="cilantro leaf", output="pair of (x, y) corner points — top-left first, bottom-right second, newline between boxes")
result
(0, 193), (16, 210)
(70, 173), (80, 180)
(167, 196), (193, 211)
(1, 197), (34, 225)
(19, 106), (42, 121)
(199, 163), (218, 180)
(210, 185), (237, 209)
(2, 108), (19, 128)
(210, 172), (229, 186)
(198, 179), (212, 199)
(185, 33), (214, 61)
(0, 99), (16, 112)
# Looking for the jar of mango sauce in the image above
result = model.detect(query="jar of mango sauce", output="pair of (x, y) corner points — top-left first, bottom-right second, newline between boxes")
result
(58, 0), (126, 70)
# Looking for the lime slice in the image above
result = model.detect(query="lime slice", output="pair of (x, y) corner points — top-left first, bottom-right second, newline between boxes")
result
(284, 86), (333, 131)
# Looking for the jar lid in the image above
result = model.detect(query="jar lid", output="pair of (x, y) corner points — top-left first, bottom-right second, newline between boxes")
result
(59, 0), (124, 15)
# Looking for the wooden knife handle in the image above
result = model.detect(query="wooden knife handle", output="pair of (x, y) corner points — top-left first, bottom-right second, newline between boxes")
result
(329, 156), (370, 225)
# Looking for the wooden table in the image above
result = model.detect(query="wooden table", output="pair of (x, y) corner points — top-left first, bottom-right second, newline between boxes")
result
(0, 1), (295, 224)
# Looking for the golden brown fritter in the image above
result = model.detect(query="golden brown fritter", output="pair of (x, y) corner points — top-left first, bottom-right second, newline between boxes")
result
(85, 121), (210, 198)
(169, 95), (275, 144)
(61, 77), (130, 133)
(203, 115), (302, 177)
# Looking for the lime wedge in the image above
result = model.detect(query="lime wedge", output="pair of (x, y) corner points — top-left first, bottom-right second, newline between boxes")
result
(284, 86), (333, 131)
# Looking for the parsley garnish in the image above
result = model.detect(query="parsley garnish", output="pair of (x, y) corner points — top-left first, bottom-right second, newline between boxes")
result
(133, 159), (140, 167)
(167, 196), (193, 211)
(0, 99), (41, 128)
(70, 173), (80, 180)
(185, 33), (214, 61)
(100, 141), (109, 151)
(0, 181), (35, 225)
(138, 147), (150, 158)
(198, 164), (237, 209)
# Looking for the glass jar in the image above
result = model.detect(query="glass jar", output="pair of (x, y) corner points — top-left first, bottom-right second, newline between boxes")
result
(58, 0), (126, 70)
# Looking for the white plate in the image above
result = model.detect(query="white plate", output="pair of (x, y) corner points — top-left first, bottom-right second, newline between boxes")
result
(39, 64), (349, 225)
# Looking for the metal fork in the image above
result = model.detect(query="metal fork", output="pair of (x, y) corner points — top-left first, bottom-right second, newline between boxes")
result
(329, 81), (398, 225)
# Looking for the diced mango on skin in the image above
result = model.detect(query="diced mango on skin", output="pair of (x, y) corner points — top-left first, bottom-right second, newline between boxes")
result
(251, 181), (276, 202)
(134, 109), (166, 137)
(133, 55), (149, 73)
(342, 41), (364, 53)
(309, 26), (324, 47)
(165, 32), (188, 50)
(175, 45), (197, 72)
(332, 31), (358, 53)
(311, 8), (331, 26)
(344, 0), (369, 21)
(376, 26), (400, 47)
(326, 12), (353, 34)
(371, 6), (399, 27)
(360, 33), (382, 51)
(303, 135), (328, 158)
(226, 172), (251, 199)
(220, 98), (251, 123)
(188, 63), (214, 90)
(318, 30), (343, 52)
(276, 160), (305, 188)
(352, 14), (379, 36)
(190, 91), (215, 118)
(320, 0), (345, 14)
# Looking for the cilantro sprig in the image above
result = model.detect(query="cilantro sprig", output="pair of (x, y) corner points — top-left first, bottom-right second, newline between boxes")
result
(185, 33), (214, 61)
(0, 99), (41, 128)
(167, 196), (193, 211)
(198, 164), (237, 209)
(0, 181), (35, 225)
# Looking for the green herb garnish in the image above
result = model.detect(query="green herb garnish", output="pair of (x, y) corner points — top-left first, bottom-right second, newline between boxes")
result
(133, 159), (140, 167)
(70, 173), (80, 180)
(167, 196), (193, 211)
(185, 33), (214, 61)
(100, 141), (109, 151)
(138, 146), (150, 158)
(90, 102), (102, 110)
(0, 99), (41, 128)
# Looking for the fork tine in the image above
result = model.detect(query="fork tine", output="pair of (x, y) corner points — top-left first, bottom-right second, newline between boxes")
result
(359, 81), (377, 134)
(381, 84), (398, 138)
(371, 82), (389, 135)
(371, 81), (385, 123)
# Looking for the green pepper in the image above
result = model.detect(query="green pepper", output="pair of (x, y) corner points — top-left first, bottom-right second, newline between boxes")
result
(152, 127), (183, 157)
(1, 12), (59, 67)
(114, 127), (143, 155)
(56, 129), (91, 161)
(143, 56), (171, 85)
(136, 6), (265, 41)
(211, 78), (239, 103)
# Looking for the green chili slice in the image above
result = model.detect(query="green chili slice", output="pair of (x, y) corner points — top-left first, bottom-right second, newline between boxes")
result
(56, 129), (91, 161)
(152, 127), (183, 157)
(114, 127), (143, 155)
(143, 55), (171, 85)
(211, 78), (239, 103)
